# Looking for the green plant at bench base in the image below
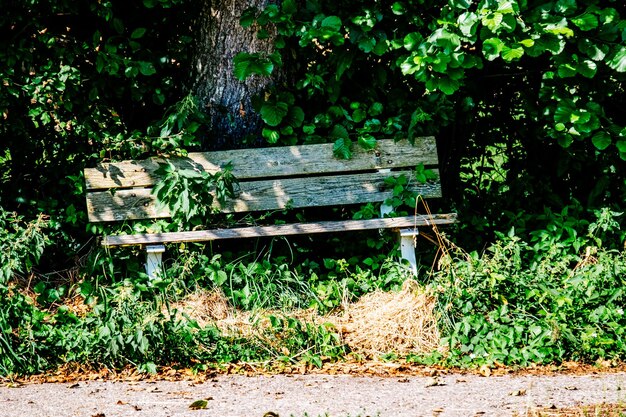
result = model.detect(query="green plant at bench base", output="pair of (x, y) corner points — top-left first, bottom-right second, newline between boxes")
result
(432, 207), (626, 366)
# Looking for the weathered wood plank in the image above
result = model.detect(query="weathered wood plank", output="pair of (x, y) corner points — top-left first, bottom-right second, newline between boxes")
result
(87, 170), (441, 222)
(102, 213), (458, 246)
(84, 137), (438, 190)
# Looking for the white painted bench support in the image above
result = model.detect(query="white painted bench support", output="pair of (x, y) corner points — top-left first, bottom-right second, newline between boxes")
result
(399, 228), (419, 275)
(145, 244), (165, 280)
(378, 181), (418, 275)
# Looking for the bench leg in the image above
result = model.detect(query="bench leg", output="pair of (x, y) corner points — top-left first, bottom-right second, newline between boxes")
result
(145, 244), (165, 280)
(399, 229), (418, 275)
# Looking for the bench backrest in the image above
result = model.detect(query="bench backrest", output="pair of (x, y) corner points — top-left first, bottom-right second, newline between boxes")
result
(84, 137), (442, 223)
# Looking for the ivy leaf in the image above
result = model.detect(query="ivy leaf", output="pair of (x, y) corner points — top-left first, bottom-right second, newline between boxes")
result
(333, 138), (352, 159)
(607, 47), (626, 72)
(138, 62), (156, 76)
(233, 53), (274, 80)
(404, 33), (423, 51)
(437, 77), (460, 95)
(330, 124), (349, 139)
(322, 16), (342, 32)
(578, 39), (607, 61)
(391, 2), (405, 15)
(554, 103), (575, 124)
(260, 101), (288, 126)
(450, 0), (472, 9)
(501, 45), (524, 61)
(369, 102), (384, 116)
(458, 12), (479, 37)
(482, 37), (504, 61)
(571, 13), (598, 31)
(358, 134), (377, 150)
(262, 128), (280, 144)
(591, 131), (611, 150)
(240, 8), (257, 27)
(576, 60), (597, 78)
(557, 63), (577, 78)
(284, 106), (304, 127)
(482, 12), (503, 32)
(555, 0), (577, 15)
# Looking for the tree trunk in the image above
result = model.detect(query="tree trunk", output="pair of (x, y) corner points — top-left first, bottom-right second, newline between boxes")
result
(191, 0), (276, 150)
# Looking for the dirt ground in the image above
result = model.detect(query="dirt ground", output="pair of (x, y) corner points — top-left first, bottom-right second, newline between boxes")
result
(1, 370), (625, 417)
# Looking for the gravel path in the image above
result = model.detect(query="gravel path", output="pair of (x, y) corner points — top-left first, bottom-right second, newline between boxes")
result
(1, 372), (625, 417)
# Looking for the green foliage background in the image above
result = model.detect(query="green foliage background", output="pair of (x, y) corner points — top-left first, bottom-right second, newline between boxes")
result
(1, 0), (626, 375)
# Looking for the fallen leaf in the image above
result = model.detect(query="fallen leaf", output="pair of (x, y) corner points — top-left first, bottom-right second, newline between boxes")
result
(69, 383), (80, 389)
(116, 400), (127, 405)
(189, 399), (208, 410)
(479, 365), (492, 377)
(425, 376), (445, 387)
(264, 412), (280, 417)
(509, 389), (527, 396)
(564, 386), (578, 390)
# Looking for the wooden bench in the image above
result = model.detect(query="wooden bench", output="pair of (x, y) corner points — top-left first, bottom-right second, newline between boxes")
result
(84, 137), (456, 278)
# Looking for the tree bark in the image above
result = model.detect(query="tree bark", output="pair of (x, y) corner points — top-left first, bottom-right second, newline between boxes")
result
(191, 0), (276, 150)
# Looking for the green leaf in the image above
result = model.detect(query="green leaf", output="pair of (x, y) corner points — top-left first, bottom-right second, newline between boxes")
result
(284, 106), (304, 127)
(501, 45), (524, 61)
(554, 103), (574, 124)
(391, 2), (406, 15)
(333, 138), (352, 159)
(138, 61), (156, 76)
(282, 0), (297, 14)
(233, 53), (274, 80)
(557, 63), (577, 78)
(262, 128), (280, 143)
(578, 39), (607, 61)
(369, 102), (384, 116)
(358, 134), (377, 150)
(260, 101), (288, 126)
(555, 0), (577, 15)
(437, 77), (460, 95)
(458, 12), (479, 37)
(189, 399), (208, 410)
(616, 140), (626, 153)
(571, 13), (598, 31)
(519, 39), (535, 47)
(482, 12), (503, 32)
(557, 134), (574, 148)
(131, 28), (147, 39)
(607, 47), (626, 72)
(330, 124), (349, 139)
(430, 28), (461, 51)
(591, 131), (611, 150)
(482, 37), (504, 61)
(321, 16), (342, 32)
(240, 8), (257, 27)
(404, 33), (423, 51)
(576, 60), (597, 78)
(450, 0), (472, 9)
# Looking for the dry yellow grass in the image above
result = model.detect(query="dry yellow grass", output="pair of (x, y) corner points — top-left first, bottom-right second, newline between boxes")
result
(170, 279), (442, 357)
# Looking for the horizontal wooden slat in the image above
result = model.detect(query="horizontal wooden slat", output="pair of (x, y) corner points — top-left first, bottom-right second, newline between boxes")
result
(102, 213), (457, 246)
(87, 170), (441, 222)
(84, 137), (438, 190)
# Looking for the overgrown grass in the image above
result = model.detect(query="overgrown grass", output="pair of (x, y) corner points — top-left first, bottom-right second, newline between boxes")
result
(1, 205), (626, 376)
